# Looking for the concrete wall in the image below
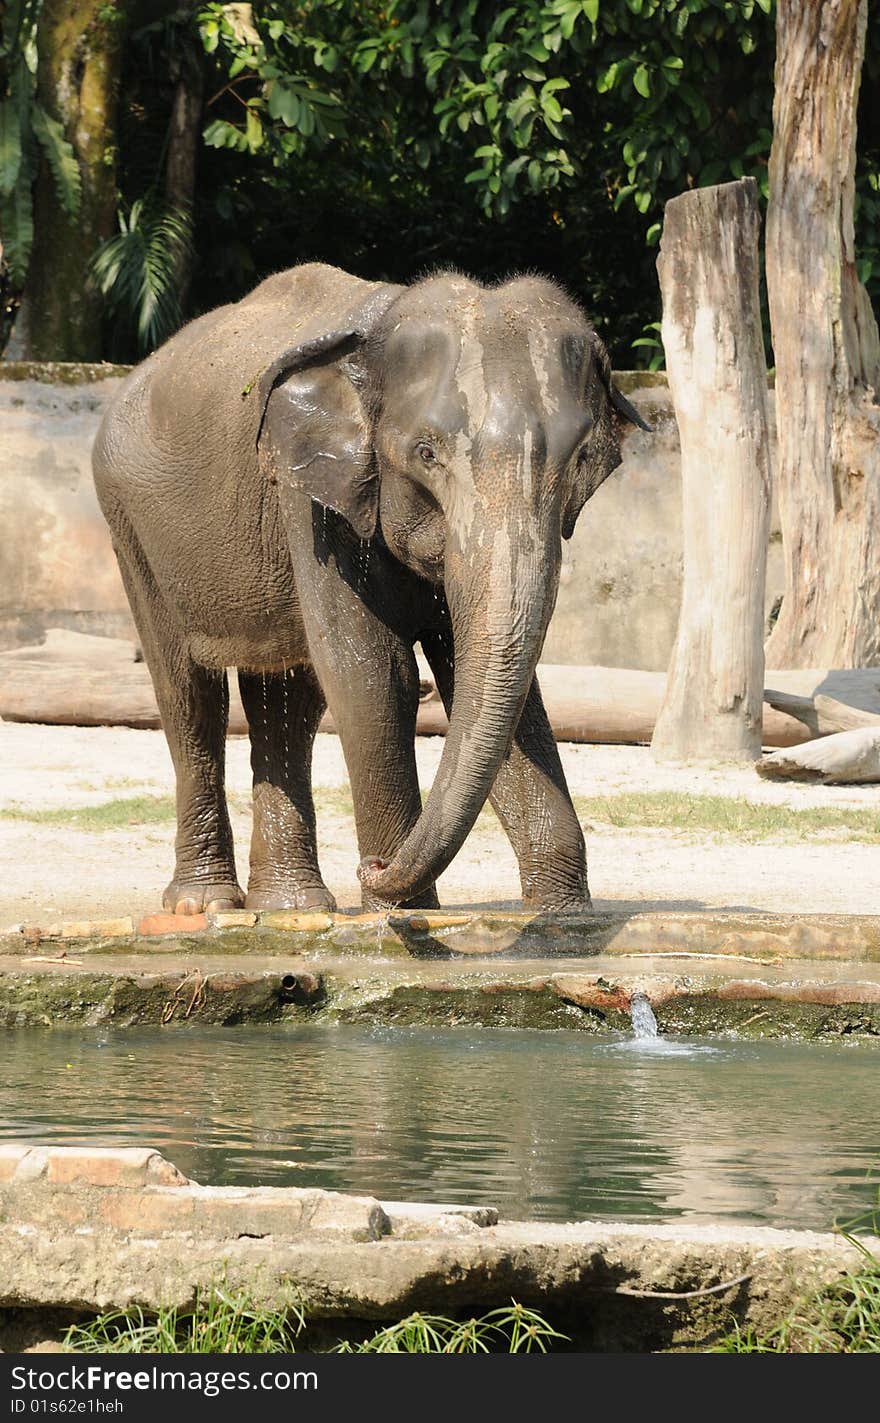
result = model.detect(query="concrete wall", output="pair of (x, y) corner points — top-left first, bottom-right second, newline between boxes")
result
(0, 365), (134, 651)
(0, 364), (783, 668)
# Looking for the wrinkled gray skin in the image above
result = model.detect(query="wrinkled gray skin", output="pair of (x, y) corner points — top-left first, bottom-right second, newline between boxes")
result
(94, 263), (647, 914)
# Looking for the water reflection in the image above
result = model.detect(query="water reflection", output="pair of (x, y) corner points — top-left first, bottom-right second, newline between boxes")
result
(0, 1025), (877, 1230)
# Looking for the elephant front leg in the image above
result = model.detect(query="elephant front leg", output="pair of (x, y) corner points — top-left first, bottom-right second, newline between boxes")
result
(319, 640), (440, 913)
(238, 664), (337, 912)
(421, 630), (590, 912)
(301, 629), (439, 912)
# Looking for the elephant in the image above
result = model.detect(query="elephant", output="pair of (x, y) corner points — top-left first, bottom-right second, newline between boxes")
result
(93, 262), (649, 916)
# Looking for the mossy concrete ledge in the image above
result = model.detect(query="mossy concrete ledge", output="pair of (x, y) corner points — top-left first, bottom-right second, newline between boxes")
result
(3, 954), (880, 1036)
(0, 1147), (873, 1353)
(5, 908), (880, 962)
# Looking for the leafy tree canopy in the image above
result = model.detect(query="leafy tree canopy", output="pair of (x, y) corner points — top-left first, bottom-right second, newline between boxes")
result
(3, 1), (879, 362)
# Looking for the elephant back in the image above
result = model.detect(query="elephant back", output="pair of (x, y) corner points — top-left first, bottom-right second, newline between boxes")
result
(120, 264), (394, 463)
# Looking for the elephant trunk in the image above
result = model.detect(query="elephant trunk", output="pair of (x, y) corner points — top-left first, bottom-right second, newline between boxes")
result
(358, 519), (559, 906)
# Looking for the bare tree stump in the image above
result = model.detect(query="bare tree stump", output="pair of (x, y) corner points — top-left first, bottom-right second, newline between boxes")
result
(764, 0), (880, 668)
(651, 178), (771, 763)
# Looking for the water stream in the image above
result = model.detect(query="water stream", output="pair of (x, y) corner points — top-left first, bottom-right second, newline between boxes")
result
(629, 991), (659, 1039)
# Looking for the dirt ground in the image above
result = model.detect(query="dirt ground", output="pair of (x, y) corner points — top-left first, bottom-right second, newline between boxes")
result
(1, 720), (878, 928)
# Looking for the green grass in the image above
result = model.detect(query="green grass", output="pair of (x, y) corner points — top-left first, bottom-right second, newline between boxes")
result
(0, 796), (176, 830)
(333, 1303), (567, 1354)
(572, 791), (880, 843)
(715, 1242), (880, 1353)
(0, 787), (355, 830)
(63, 1287), (306, 1354)
(2, 787), (877, 843)
(62, 1294), (564, 1355)
(716, 1198), (880, 1353)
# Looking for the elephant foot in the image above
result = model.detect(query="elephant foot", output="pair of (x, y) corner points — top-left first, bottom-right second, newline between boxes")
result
(245, 884), (338, 914)
(522, 889), (593, 914)
(163, 877), (245, 916)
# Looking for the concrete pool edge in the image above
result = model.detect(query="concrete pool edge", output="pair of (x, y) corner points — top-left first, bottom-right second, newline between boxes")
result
(4, 907), (880, 964)
(3, 950), (880, 1036)
(0, 1148), (874, 1353)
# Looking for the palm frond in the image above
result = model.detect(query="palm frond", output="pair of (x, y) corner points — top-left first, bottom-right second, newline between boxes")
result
(0, 100), (23, 196)
(0, 171), (34, 282)
(89, 197), (192, 352)
(31, 104), (82, 216)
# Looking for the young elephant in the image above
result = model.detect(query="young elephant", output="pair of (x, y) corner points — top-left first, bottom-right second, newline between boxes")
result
(93, 263), (648, 915)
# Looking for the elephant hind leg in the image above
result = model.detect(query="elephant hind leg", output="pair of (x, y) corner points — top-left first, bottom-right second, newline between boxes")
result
(108, 511), (244, 914)
(238, 664), (337, 912)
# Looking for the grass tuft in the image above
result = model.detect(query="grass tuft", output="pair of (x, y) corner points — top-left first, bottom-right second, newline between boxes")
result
(0, 796), (177, 830)
(716, 1202), (880, 1353)
(61, 1293), (564, 1355)
(573, 791), (880, 843)
(63, 1286), (306, 1354)
(334, 1302), (568, 1354)
(3, 788), (877, 844)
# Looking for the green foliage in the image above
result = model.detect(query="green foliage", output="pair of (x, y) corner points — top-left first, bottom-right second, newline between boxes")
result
(335, 1302), (567, 1353)
(9, 1), (880, 362)
(63, 1286), (306, 1354)
(198, 1), (346, 161)
(631, 319), (664, 369)
(89, 198), (193, 353)
(0, 0), (80, 284)
(716, 1239), (880, 1353)
(181, 2), (782, 360)
(62, 1292), (564, 1355)
(311, 0), (779, 223)
(31, 103), (81, 215)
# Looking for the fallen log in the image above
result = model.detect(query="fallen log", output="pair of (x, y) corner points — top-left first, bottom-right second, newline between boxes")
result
(757, 727), (880, 783)
(3, 630), (880, 747)
(763, 688), (880, 736)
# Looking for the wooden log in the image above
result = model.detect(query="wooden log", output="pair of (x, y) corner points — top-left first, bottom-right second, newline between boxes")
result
(651, 179), (771, 764)
(763, 688), (880, 736)
(6, 631), (880, 746)
(757, 727), (880, 784)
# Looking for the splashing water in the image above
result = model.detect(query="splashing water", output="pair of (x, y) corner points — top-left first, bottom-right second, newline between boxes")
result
(629, 991), (659, 1040)
(602, 990), (718, 1058)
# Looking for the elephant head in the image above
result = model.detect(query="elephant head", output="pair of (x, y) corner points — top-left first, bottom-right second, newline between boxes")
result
(257, 272), (649, 906)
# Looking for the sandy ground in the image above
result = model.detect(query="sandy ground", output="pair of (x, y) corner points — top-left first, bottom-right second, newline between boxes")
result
(1, 721), (879, 927)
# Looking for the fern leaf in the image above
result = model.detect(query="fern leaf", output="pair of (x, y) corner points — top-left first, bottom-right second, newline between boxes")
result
(31, 104), (81, 217)
(0, 101), (23, 196)
(0, 175), (34, 283)
(89, 199), (192, 353)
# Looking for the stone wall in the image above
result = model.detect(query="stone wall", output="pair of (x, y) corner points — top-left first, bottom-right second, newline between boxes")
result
(0, 364), (783, 668)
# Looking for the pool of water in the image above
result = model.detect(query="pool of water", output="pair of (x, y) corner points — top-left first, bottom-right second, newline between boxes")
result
(1, 1024), (878, 1230)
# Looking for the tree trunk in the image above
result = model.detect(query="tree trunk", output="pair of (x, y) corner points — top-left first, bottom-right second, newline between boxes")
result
(163, 9), (203, 312)
(764, 0), (880, 668)
(651, 178), (772, 763)
(22, 0), (125, 360)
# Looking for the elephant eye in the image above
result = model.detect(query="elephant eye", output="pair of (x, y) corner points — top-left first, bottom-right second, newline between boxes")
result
(416, 441), (438, 465)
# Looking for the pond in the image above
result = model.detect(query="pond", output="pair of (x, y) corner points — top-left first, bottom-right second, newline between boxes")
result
(2, 1024), (878, 1231)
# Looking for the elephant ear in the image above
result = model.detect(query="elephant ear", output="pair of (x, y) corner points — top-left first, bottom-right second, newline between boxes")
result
(591, 331), (653, 432)
(256, 328), (378, 540)
(561, 331), (652, 541)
